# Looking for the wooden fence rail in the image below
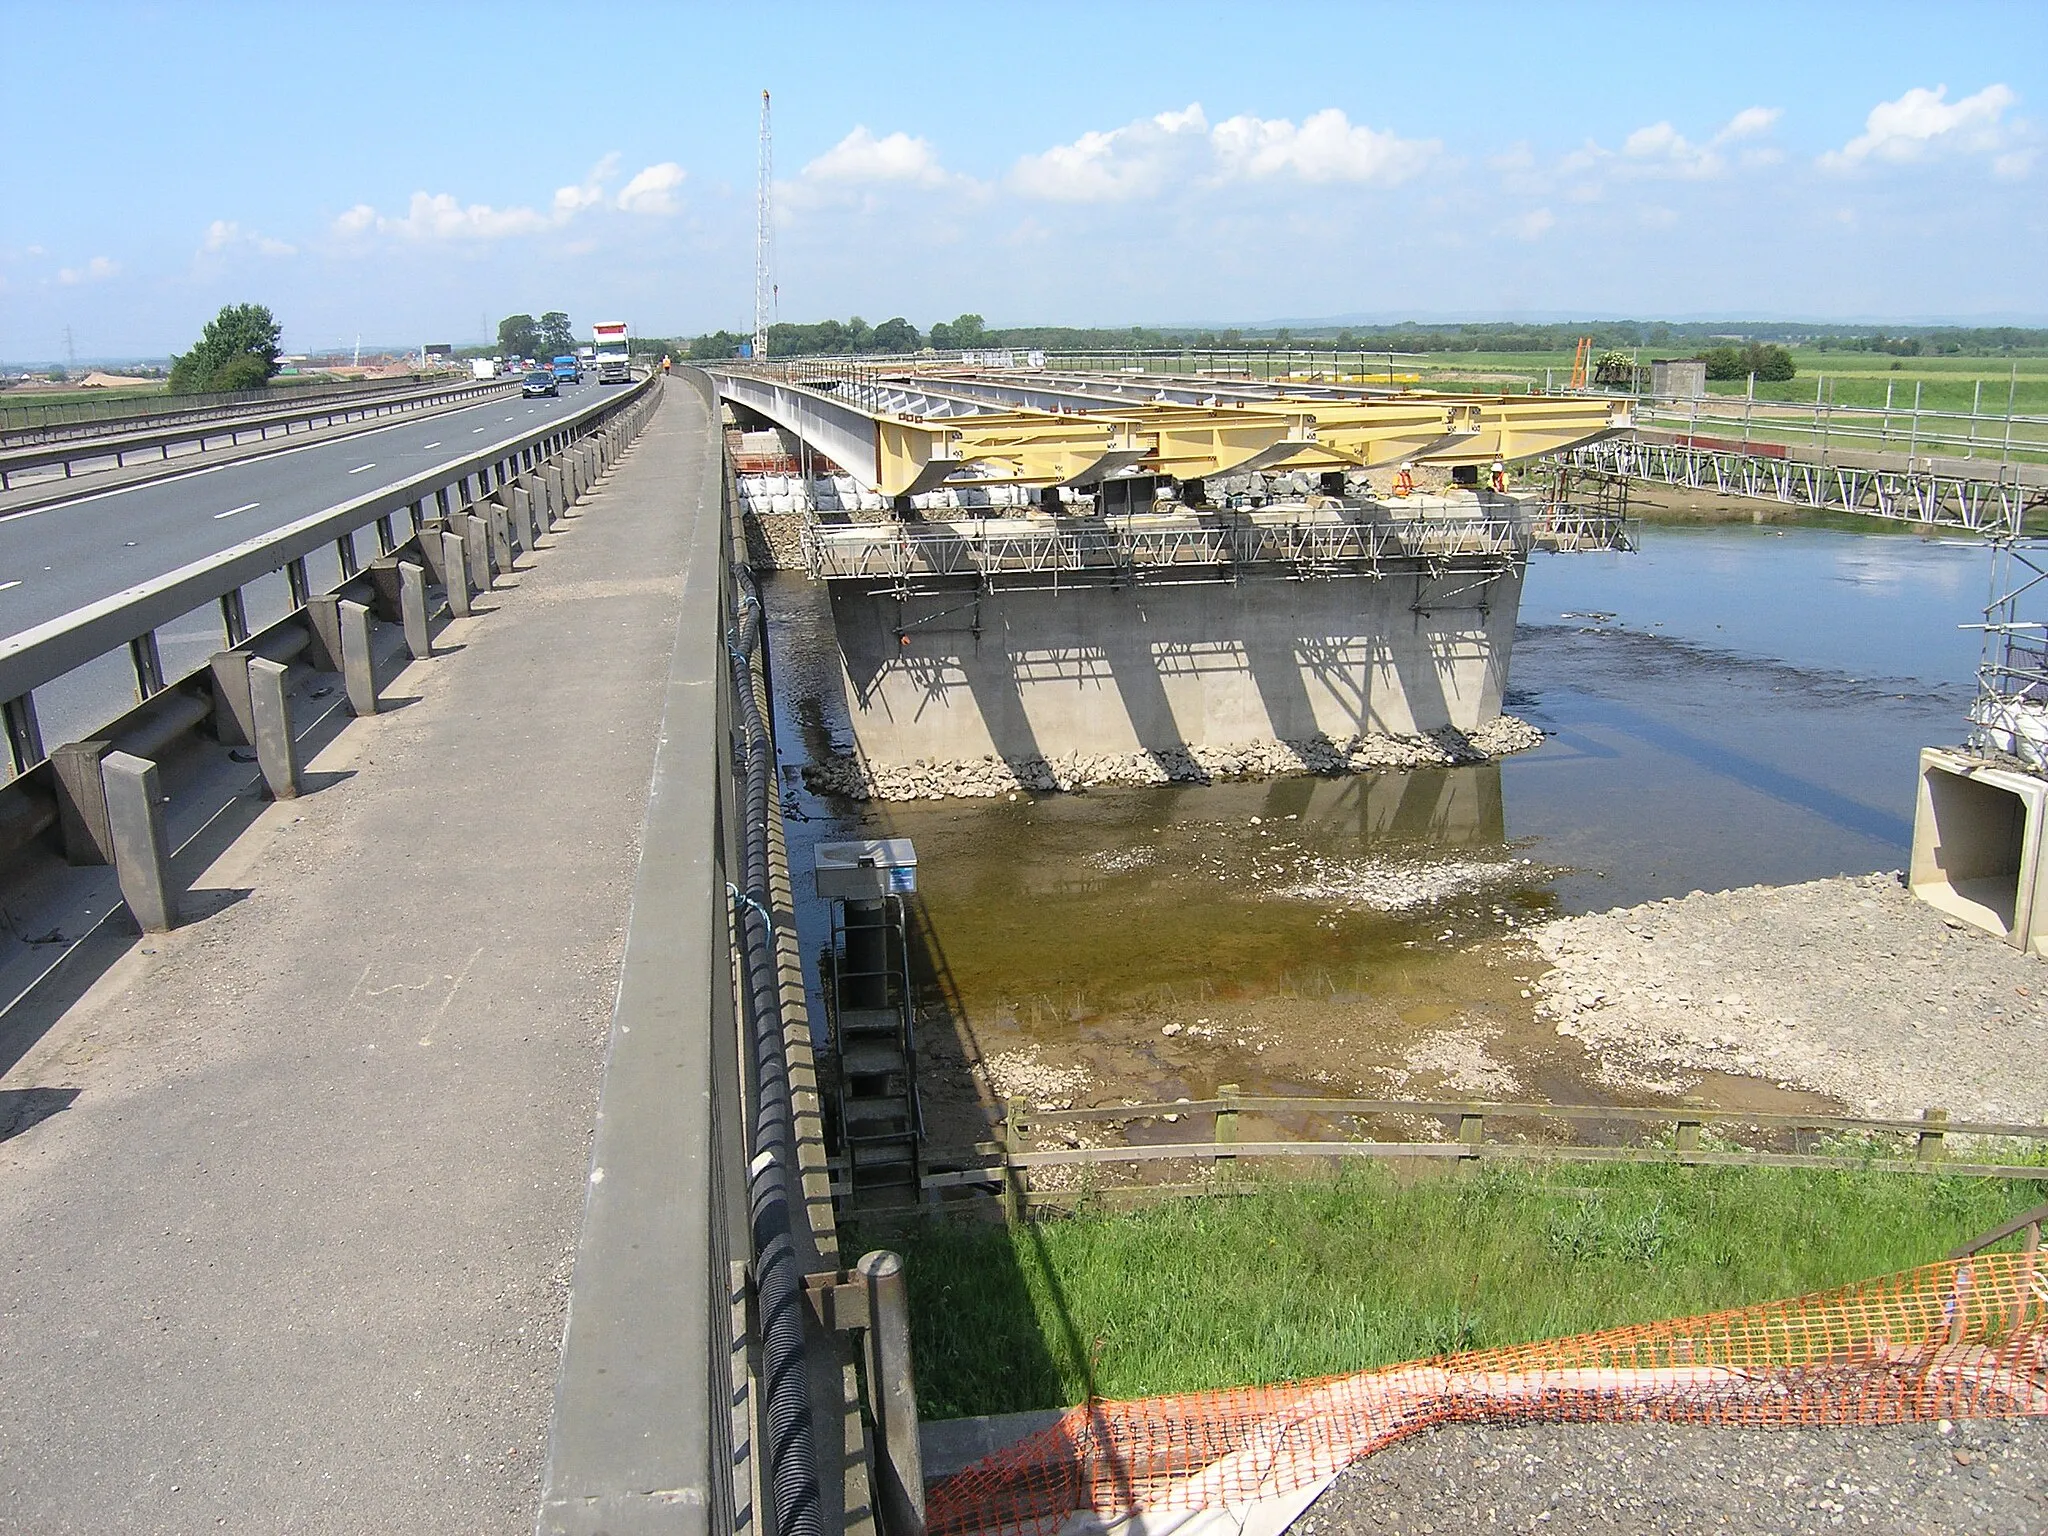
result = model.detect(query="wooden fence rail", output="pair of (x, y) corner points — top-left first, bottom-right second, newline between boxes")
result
(838, 1094), (2048, 1218)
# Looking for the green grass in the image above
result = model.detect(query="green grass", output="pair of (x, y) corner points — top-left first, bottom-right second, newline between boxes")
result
(859, 1162), (2048, 1419)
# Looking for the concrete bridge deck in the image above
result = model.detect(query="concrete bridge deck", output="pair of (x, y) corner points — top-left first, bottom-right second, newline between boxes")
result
(0, 385), (711, 1529)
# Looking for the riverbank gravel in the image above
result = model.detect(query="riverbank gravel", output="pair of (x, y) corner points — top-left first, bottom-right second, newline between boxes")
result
(1529, 871), (2048, 1123)
(1298, 1419), (2048, 1535)
(802, 716), (1545, 802)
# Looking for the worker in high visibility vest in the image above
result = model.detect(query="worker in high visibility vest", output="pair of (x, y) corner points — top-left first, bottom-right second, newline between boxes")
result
(1490, 459), (1506, 493)
(1394, 462), (1415, 498)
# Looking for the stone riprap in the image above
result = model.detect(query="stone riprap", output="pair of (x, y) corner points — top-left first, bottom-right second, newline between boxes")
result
(801, 715), (1544, 801)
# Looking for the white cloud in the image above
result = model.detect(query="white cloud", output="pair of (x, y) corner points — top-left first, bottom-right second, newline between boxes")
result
(201, 218), (296, 257)
(378, 191), (554, 241)
(333, 154), (688, 242)
(1718, 106), (1782, 142)
(1503, 207), (1555, 241)
(554, 152), (620, 217)
(803, 127), (949, 186)
(1822, 84), (2022, 171)
(1211, 107), (1438, 184)
(1010, 102), (1434, 203)
(57, 255), (118, 284)
(1617, 106), (1781, 179)
(617, 162), (687, 213)
(1010, 103), (1212, 201)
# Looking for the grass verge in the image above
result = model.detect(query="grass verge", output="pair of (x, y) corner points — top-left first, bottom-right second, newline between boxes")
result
(854, 1161), (2048, 1420)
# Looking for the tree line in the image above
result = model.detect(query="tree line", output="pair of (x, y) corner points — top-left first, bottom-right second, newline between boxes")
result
(646, 315), (2048, 362)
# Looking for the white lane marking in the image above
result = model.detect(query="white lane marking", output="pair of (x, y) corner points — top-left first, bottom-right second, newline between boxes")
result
(504, 416), (516, 421)
(214, 501), (262, 519)
(422, 441), (442, 449)
(348, 462), (376, 474)
(0, 383), (598, 523)
(0, 581), (20, 593)
(472, 427), (486, 433)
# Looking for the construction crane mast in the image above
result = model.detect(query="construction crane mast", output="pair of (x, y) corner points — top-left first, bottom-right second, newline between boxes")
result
(754, 90), (773, 360)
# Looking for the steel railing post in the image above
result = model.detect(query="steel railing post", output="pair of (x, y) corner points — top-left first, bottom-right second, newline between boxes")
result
(857, 1251), (925, 1536)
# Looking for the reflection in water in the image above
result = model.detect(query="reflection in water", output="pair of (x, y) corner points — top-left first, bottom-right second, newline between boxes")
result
(762, 522), (1985, 1105)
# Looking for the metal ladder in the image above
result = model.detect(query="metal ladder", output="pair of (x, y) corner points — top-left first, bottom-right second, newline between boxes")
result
(825, 894), (924, 1202)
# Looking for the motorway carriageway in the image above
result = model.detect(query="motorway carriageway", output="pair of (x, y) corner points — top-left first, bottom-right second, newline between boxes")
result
(0, 384), (604, 641)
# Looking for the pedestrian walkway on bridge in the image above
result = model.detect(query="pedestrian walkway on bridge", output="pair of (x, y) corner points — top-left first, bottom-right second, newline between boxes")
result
(0, 385), (715, 1529)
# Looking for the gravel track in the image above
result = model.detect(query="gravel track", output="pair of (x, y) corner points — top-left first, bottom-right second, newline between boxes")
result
(1298, 1419), (2048, 1534)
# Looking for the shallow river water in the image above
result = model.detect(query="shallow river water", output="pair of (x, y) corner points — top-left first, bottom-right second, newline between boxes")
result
(765, 523), (1989, 1135)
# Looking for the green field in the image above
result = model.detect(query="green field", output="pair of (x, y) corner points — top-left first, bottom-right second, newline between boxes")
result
(860, 1161), (2047, 1420)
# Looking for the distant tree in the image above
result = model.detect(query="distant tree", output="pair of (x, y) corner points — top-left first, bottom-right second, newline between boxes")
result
(869, 317), (919, 353)
(1752, 343), (1796, 381)
(932, 312), (985, 352)
(212, 353), (273, 391)
(497, 313), (541, 359)
(47, 366), (68, 384)
(168, 302), (282, 394)
(538, 311), (575, 356)
(688, 329), (748, 360)
(847, 315), (873, 352)
(1699, 342), (1794, 382)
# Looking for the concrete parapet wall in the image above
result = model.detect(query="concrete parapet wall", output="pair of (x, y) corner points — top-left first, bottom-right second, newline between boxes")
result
(829, 566), (1522, 768)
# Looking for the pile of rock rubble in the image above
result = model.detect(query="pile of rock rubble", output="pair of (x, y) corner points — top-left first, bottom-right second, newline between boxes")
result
(802, 715), (1544, 801)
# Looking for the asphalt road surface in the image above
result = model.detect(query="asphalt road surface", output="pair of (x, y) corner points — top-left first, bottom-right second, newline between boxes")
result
(0, 382), (607, 642)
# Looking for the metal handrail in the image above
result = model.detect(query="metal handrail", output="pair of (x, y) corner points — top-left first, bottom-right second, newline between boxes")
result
(0, 371), (474, 440)
(0, 372), (655, 773)
(0, 376), (519, 489)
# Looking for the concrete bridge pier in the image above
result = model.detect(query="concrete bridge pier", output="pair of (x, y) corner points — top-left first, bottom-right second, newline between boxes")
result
(826, 565), (1524, 769)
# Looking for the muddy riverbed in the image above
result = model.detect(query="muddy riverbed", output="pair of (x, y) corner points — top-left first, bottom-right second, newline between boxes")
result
(766, 521), (2016, 1146)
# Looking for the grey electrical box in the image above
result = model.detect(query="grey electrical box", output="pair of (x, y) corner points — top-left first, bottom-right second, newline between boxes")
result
(814, 839), (918, 900)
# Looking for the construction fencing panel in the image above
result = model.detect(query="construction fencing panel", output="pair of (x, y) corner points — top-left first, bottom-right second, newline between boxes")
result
(928, 1251), (2048, 1536)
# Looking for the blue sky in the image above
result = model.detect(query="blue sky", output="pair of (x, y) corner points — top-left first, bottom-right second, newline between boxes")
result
(4, 0), (2044, 361)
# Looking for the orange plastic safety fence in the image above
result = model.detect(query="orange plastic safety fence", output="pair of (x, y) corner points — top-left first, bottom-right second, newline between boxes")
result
(927, 1253), (2048, 1536)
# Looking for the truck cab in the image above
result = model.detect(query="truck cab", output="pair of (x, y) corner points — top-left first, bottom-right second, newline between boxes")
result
(591, 322), (631, 384)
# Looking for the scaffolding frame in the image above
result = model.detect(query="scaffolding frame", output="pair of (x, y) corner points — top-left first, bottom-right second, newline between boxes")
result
(1573, 436), (2044, 533)
(797, 503), (1629, 591)
(1967, 536), (2048, 769)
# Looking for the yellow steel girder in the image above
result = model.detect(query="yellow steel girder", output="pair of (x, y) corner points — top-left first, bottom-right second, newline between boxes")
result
(846, 384), (1628, 494)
